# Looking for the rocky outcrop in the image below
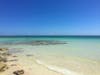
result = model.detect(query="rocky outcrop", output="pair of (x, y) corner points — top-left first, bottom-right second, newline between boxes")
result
(30, 40), (67, 46)
(0, 40), (67, 46)
(0, 48), (8, 51)
(0, 48), (25, 75)
(13, 70), (24, 75)
(0, 48), (8, 72)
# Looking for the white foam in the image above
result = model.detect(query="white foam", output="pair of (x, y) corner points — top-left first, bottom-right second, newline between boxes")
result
(36, 59), (82, 75)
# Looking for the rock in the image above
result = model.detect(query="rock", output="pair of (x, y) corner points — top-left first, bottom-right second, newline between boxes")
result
(13, 70), (24, 75)
(0, 48), (8, 72)
(0, 48), (8, 51)
(8, 59), (18, 62)
(0, 62), (8, 72)
(31, 40), (67, 46)
(26, 54), (33, 57)
(12, 55), (18, 57)
(7, 53), (12, 56)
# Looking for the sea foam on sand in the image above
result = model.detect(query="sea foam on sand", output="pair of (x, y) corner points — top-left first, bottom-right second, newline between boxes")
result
(36, 59), (82, 75)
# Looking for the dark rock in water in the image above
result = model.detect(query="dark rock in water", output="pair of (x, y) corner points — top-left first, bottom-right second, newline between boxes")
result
(26, 54), (33, 57)
(7, 53), (12, 56)
(13, 70), (24, 75)
(30, 40), (67, 46)
(0, 48), (8, 51)
(8, 59), (18, 62)
(0, 62), (8, 72)
(12, 55), (18, 57)
(0, 40), (67, 46)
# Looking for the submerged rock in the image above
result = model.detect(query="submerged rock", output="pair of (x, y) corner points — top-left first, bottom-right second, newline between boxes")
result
(8, 59), (18, 62)
(26, 54), (33, 57)
(30, 40), (67, 46)
(13, 70), (24, 75)
(0, 48), (8, 51)
(12, 55), (18, 57)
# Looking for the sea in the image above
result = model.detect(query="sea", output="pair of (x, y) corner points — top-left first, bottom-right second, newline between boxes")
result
(0, 36), (100, 75)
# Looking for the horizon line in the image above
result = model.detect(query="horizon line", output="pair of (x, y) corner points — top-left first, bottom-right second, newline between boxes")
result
(0, 35), (100, 37)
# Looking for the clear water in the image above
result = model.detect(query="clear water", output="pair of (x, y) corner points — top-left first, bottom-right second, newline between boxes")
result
(0, 36), (100, 60)
(0, 36), (100, 75)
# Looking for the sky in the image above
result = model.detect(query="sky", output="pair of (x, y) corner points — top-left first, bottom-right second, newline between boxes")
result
(0, 0), (100, 35)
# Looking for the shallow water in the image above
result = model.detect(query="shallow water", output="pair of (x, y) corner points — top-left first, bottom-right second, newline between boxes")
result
(0, 36), (100, 75)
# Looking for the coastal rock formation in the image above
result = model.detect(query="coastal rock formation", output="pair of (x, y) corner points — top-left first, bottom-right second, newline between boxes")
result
(0, 40), (67, 46)
(0, 48), (25, 75)
(0, 48), (8, 72)
(32, 40), (67, 45)
(30, 40), (67, 46)
(0, 48), (8, 51)
(13, 70), (24, 75)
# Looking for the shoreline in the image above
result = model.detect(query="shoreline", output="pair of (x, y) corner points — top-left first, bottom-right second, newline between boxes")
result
(35, 59), (81, 75)
(0, 43), (100, 75)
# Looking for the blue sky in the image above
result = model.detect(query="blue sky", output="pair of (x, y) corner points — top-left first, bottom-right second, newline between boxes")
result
(0, 0), (100, 35)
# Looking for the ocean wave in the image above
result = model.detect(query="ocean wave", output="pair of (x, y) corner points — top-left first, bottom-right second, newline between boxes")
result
(36, 59), (82, 75)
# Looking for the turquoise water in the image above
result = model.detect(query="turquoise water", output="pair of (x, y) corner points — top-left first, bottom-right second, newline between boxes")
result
(0, 36), (100, 60)
(0, 36), (100, 75)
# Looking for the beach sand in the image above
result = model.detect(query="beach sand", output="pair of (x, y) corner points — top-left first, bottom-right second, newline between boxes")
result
(0, 54), (62, 75)
(1, 53), (100, 75)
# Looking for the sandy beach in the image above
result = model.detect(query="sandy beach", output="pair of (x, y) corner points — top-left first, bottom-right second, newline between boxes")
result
(1, 53), (100, 75)
(0, 54), (63, 75)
